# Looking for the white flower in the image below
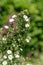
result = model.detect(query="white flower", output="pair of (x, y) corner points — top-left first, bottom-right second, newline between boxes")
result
(25, 18), (29, 22)
(4, 25), (9, 29)
(2, 61), (7, 65)
(26, 37), (31, 43)
(20, 48), (23, 51)
(14, 54), (20, 58)
(14, 63), (17, 65)
(7, 50), (12, 54)
(18, 38), (20, 41)
(14, 51), (20, 58)
(9, 18), (14, 23)
(8, 55), (13, 60)
(25, 23), (29, 28)
(26, 63), (32, 65)
(26, 38), (30, 43)
(3, 55), (7, 59)
(2, 37), (6, 41)
(23, 15), (28, 19)
(12, 15), (17, 18)
(23, 15), (30, 22)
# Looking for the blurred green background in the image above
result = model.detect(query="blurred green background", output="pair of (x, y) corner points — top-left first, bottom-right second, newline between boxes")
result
(0, 0), (43, 65)
(0, 0), (43, 26)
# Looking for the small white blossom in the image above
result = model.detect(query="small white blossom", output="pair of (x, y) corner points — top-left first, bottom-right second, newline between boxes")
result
(26, 38), (30, 43)
(23, 15), (28, 19)
(9, 18), (14, 23)
(23, 15), (29, 22)
(2, 61), (7, 65)
(26, 64), (32, 65)
(12, 15), (17, 18)
(25, 18), (29, 22)
(4, 25), (9, 29)
(18, 38), (20, 41)
(14, 63), (17, 65)
(3, 55), (7, 59)
(25, 23), (29, 28)
(2, 37), (6, 41)
(26, 37), (31, 43)
(7, 50), (12, 54)
(8, 55), (13, 60)
(14, 54), (20, 58)
(20, 48), (23, 51)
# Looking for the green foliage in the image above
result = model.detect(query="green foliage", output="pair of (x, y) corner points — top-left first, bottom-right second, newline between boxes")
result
(0, 0), (43, 26)
(0, 0), (43, 65)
